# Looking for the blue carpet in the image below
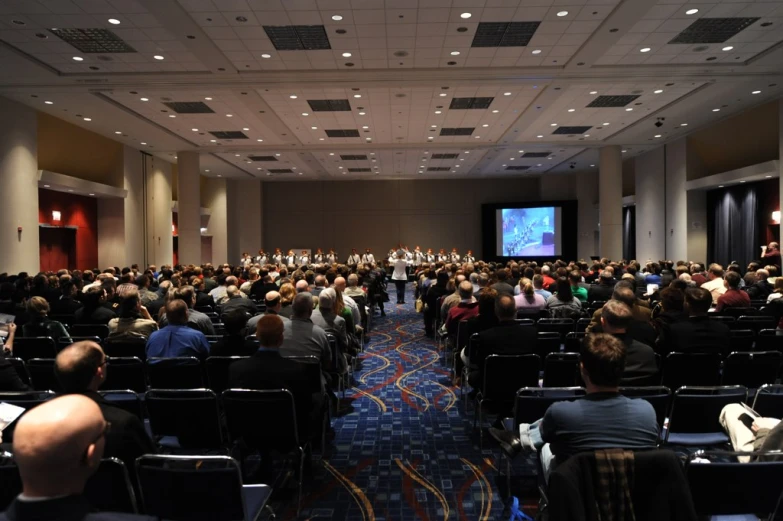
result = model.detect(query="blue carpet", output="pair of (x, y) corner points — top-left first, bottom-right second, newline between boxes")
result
(284, 287), (539, 521)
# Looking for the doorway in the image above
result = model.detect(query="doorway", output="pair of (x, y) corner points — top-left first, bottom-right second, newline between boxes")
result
(39, 226), (77, 271)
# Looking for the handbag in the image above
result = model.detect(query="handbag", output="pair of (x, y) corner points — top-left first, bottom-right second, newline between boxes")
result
(415, 298), (424, 313)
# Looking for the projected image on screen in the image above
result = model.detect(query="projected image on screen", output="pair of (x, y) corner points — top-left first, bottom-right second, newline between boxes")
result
(499, 207), (557, 256)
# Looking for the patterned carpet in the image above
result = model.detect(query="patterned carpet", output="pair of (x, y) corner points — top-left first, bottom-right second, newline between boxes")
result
(282, 287), (538, 521)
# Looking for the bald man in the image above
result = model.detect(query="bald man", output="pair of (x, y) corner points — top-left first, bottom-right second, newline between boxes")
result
(246, 290), (291, 332)
(445, 281), (480, 337)
(0, 395), (155, 520)
(219, 285), (258, 318)
(54, 341), (156, 476)
(333, 277), (361, 329)
(294, 280), (310, 294)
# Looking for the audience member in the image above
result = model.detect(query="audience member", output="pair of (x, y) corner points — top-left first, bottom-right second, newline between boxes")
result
(586, 270), (615, 302)
(745, 268), (773, 300)
(73, 286), (117, 325)
(714, 271), (751, 312)
(514, 280), (546, 312)
(108, 290), (158, 338)
(1, 323), (29, 391)
(146, 300), (210, 359)
(568, 271), (588, 303)
(21, 297), (71, 344)
(311, 289), (350, 371)
(219, 285), (258, 317)
(656, 287), (730, 356)
(281, 293), (331, 374)
(445, 281), (479, 338)
(599, 300), (658, 385)
(490, 269), (514, 296)
(212, 308), (259, 356)
(545, 278), (582, 318)
(701, 264), (727, 304)
(158, 285), (215, 335)
(532, 274), (552, 300)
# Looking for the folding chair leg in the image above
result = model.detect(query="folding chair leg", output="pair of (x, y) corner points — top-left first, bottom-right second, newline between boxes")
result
(297, 447), (305, 517)
(478, 401), (484, 451)
(506, 453), (512, 498)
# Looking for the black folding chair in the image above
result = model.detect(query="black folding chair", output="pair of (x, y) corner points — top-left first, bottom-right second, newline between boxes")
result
(103, 335), (147, 360)
(723, 307), (758, 319)
(753, 384), (783, 418)
(12, 337), (56, 361)
(575, 318), (591, 333)
(103, 357), (147, 393)
(213, 323), (226, 336)
(755, 329), (783, 353)
(543, 352), (580, 387)
(537, 318), (574, 342)
(722, 351), (783, 388)
(0, 391), (55, 443)
(222, 389), (308, 515)
(618, 386), (672, 434)
(473, 354), (541, 450)
(98, 390), (143, 420)
(737, 315), (775, 333)
(5, 358), (30, 386)
(564, 332), (585, 353)
(0, 454), (21, 511)
(135, 455), (272, 521)
(664, 386), (747, 447)
(57, 336), (103, 353)
(84, 458), (139, 513)
(26, 358), (60, 392)
(194, 305), (214, 314)
(534, 331), (561, 359)
(686, 450), (783, 520)
(205, 356), (249, 394)
(727, 329), (755, 355)
(146, 357), (203, 389)
(325, 334), (345, 398)
(70, 324), (110, 340)
(50, 314), (75, 327)
(709, 315), (736, 329)
(661, 352), (722, 390)
(145, 389), (223, 450)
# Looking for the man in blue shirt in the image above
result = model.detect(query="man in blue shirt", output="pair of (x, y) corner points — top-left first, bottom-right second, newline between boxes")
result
(146, 300), (210, 359)
(490, 333), (658, 481)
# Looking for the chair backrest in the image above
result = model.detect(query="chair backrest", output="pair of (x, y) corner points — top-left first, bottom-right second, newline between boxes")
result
(5, 358), (30, 386)
(753, 384), (783, 418)
(513, 318), (536, 327)
(661, 352), (722, 390)
(146, 357), (203, 389)
(103, 357), (146, 393)
(564, 332), (585, 353)
(709, 315), (736, 329)
(667, 386), (748, 438)
(535, 331), (561, 359)
(0, 455), (21, 511)
(481, 354), (540, 403)
(50, 314), (75, 327)
(575, 318), (591, 333)
(0, 391), (56, 442)
(135, 455), (250, 521)
(737, 315), (775, 332)
(543, 352), (581, 387)
(103, 336), (147, 360)
(618, 386), (672, 430)
(722, 351), (783, 388)
(70, 324), (110, 340)
(145, 389), (223, 449)
(194, 305), (214, 313)
(212, 323), (226, 336)
(57, 336), (102, 353)
(84, 458), (138, 513)
(755, 329), (783, 353)
(512, 387), (585, 428)
(12, 337), (56, 361)
(98, 390), (143, 420)
(537, 318), (575, 340)
(286, 355), (323, 395)
(723, 307), (758, 319)
(205, 356), (249, 394)
(26, 358), (60, 392)
(222, 388), (300, 451)
(727, 329), (755, 355)
(686, 451), (783, 518)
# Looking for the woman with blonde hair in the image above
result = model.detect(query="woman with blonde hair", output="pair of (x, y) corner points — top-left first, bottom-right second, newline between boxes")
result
(514, 279), (546, 311)
(279, 283), (296, 318)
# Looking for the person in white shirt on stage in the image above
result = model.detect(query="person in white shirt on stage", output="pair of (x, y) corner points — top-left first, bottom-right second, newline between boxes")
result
(240, 252), (253, 268)
(438, 249), (448, 262)
(450, 248), (460, 263)
(362, 248), (375, 265)
(272, 248), (283, 266)
(392, 251), (409, 304)
(256, 250), (268, 265)
(463, 250), (476, 264)
(327, 249), (337, 264)
(298, 250), (310, 266)
(412, 246), (424, 267)
(285, 249), (297, 266)
(426, 248), (436, 263)
(313, 248), (324, 264)
(347, 249), (361, 267)
(387, 248), (397, 263)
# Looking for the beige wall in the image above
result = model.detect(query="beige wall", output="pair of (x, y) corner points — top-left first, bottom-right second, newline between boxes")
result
(262, 178), (541, 258)
(203, 177), (228, 264)
(144, 155), (173, 267)
(227, 179), (263, 261)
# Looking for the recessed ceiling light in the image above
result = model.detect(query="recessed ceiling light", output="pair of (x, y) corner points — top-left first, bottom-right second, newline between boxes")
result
(169, 114), (176, 118)
(204, 97), (212, 100)
(722, 46), (733, 51)
(226, 114), (233, 117)
(435, 110), (442, 114)
(654, 134), (661, 138)
(358, 111), (366, 115)
(450, 51), (460, 55)
(431, 124), (437, 128)
(686, 8), (699, 15)
(72, 56), (83, 61)
(584, 134), (590, 137)
(766, 176), (772, 178)
(718, 185), (724, 187)
(261, 54), (271, 59)
(680, 123), (688, 126)
(43, 184), (50, 188)
(141, 142), (147, 145)
(532, 49), (542, 54)
(302, 112), (309, 116)
(503, 92), (511, 96)
(557, 10), (569, 17)
(752, 90), (761, 94)
(550, 123), (557, 126)
(311, 126), (318, 130)
(44, 100), (53, 105)
(622, 149), (627, 153)
(289, 94), (297, 99)
(342, 52), (352, 57)
(740, 180), (745, 183)
(192, 128), (198, 132)
(465, 151), (470, 154)
(492, 109), (499, 113)
(502, 164), (506, 167)
(510, 158), (515, 160)
(83, 117), (91, 121)
(568, 108), (575, 112)
(140, 97), (148, 101)
(217, 175), (222, 178)
(210, 139), (216, 142)
(362, 125), (369, 129)
(428, 136), (434, 139)
(518, 150), (524, 153)
(640, 47), (651, 53)
(474, 136), (480, 138)
(257, 138), (264, 142)
(603, 122), (610, 126)
(353, 94), (361, 98)
(205, 170), (210, 172)
(460, 12), (472, 19)
(115, 131), (121, 134)
(235, 154), (240, 157)
(590, 164), (595, 167)
(153, 55), (164, 60)
(537, 135), (543, 138)
(626, 108), (633, 111)
(108, 18), (120, 25)
(439, 93), (447, 97)
(537, 164), (542, 167)
(275, 153), (281, 156)
(242, 127), (249, 131)
(712, 108), (720, 112)
(654, 89), (663, 94)
(590, 91), (598, 95)
(329, 153), (334, 156)
(482, 124), (489, 127)
(332, 14), (343, 21)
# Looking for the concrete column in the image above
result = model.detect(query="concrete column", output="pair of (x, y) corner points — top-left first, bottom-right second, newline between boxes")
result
(144, 155), (173, 267)
(123, 146), (145, 268)
(666, 138), (689, 262)
(97, 198), (125, 268)
(577, 171), (599, 261)
(599, 145), (623, 259)
(635, 148), (665, 262)
(203, 177), (228, 265)
(0, 98), (39, 273)
(176, 152), (201, 265)
(226, 179), (263, 262)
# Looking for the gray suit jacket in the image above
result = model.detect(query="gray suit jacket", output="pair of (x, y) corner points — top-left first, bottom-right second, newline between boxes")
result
(159, 308), (215, 336)
(311, 308), (348, 373)
(281, 317), (332, 370)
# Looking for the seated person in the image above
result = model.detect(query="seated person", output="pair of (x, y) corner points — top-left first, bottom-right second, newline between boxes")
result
(219, 285), (258, 317)
(656, 287), (730, 356)
(73, 286), (116, 325)
(1, 323), (30, 391)
(49, 281), (83, 316)
(108, 289), (158, 338)
(569, 271), (588, 303)
(466, 294), (536, 391)
(545, 278), (582, 319)
(745, 269), (773, 301)
(465, 288), (500, 334)
(0, 394), (156, 521)
(21, 297), (72, 344)
(444, 281), (479, 338)
(489, 333), (659, 481)
(211, 308), (259, 356)
(146, 300), (210, 359)
(719, 403), (782, 461)
(310, 289), (351, 371)
(766, 277), (783, 303)
(599, 299), (658, 386)
(281, 293), (331, 375)
(714, 271), (751, 312)
(54, 341), (157, 475)
(515, 280), (547, 311)
(158, 285), (215, 336)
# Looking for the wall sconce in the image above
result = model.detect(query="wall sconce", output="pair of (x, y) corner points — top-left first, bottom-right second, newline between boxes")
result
(773, 211), (780, 224)
(172, 224), (176, 233)
(200, 227), (207, 233)
(52, 211), (61, 222)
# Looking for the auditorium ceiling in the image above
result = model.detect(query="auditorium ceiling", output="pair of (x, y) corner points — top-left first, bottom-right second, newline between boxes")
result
(0, 0), (781, 180)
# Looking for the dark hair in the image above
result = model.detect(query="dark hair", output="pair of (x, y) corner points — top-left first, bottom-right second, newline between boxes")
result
(581, 333), (626, 387)
(495, 294), (516, 321)
(222, 308), (250, 336)
(477, 288), (498, 317)
(555, 277), (573, 302)
(118, 290), (141, 318)
(54, 341), (104, 393)
(685, 287), (712, 314)
(172, 285), (195, 308)
(611, 286), (636, 307)
(660, 287), (684, 312)
(165, 299), (189, 325)
(725, 271), (741, 289)
(568, 270), (581, 284)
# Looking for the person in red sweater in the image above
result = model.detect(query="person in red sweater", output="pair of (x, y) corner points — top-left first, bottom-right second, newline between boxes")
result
(714, 271), (750, 312)
(445, 281), (479, 338)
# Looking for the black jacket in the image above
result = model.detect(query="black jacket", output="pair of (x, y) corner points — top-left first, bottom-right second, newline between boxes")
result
(587, 284), (615, 303)
(471, 322), (536, 387)
(547, 450), (698, 521)
(745, 280), (773, 300)
(194, 291), (215, 310)
(615, 334), (658, 386)
(219, 296), (258, 317)
(0, 350), (29, 392)
(49, 297), (83, 316)
(74, 306), (117, 326)
(0, 495), (156, 521)
(656, 315), (730, 356)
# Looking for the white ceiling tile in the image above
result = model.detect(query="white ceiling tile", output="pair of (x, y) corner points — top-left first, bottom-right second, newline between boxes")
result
(386, 22), (417, 36)
(122, 13), (162, 27)
(387, 36), (416, 47)
(330, 37), (360, 49)
(351, 0), (385, 8)
(286, 10), (323, 24)
(355, 23), (386, 37)
(385, 9), (418, 23)
(358, 37), (387, 48)
(630, 19), (664, 33)
(362, 58), (389, 67)
(536, 20), (570, 33)
(247, 0), (286, 9)
(352, 8), (385, 23)
(177, 0), (218, 12)
(203, 26), (239, 39)
(513, 6), (550, 19)
(416, 36), (446, 47)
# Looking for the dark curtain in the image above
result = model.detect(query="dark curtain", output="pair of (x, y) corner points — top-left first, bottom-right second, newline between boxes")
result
(623, 206), (636, 261)
(707, 184), (758, 269)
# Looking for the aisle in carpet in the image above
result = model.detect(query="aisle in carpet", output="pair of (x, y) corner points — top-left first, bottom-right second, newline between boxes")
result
(287, 287), (537, 521)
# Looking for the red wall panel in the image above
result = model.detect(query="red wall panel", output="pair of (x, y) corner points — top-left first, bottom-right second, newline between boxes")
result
(38, 189), (98, 270)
